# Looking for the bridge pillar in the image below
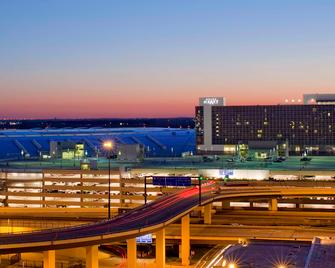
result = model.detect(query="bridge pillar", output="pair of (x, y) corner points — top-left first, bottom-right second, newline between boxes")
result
(296, 203), (303, 209)
(268, 198), (278, 211)
(222, 200), (230, 209)
(204, 203), (212, 224)
(181, 214), (190, 266)
(43, 250), (55, 268)
(120, 181), (126, 206)
(86, 245), (99, 268)
(127, 238), (137, 268)
(155, 228), (165, 268)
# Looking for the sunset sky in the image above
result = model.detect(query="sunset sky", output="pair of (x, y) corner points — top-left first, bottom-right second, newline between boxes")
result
(1, 0), (335, 118)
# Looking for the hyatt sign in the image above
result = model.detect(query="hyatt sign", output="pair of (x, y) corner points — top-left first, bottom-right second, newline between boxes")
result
(199, 97), (225, 106)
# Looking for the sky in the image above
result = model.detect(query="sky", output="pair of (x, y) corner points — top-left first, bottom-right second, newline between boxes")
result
(1, 0), (335, 119)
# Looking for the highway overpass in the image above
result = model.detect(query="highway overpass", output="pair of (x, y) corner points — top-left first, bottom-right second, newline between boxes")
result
(1, 185), (335, 267)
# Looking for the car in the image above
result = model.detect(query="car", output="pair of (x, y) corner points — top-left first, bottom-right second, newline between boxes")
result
(202, 156), (214, 162)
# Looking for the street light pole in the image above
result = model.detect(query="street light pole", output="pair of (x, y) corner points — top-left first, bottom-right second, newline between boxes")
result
(108, 154), (111, 220)
(144, 176), (147, 204)
(103, 141), (113, 220)
(198, 176), (202, 206)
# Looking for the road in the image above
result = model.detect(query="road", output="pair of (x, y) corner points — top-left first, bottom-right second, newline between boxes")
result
(164, 224), (335, 242)
(1, 185), (335, 253)
(0, 184), (215, 253)
(211, 210), (335, 227)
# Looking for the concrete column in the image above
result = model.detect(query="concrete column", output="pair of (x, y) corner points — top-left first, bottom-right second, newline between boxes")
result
(120, 181), (126, 206)
(268, 199), (278, 211)
(43, 250), (55, 268)
(80, 182), (84, 207)
(181, 214), (190, 266)
(42, 172), (45, 208)
(86, 245), (99, 268)
(296, 202), (304, 209)
(204, 203), (212, 224)
(4, 173), (8, 207)
(221, 200), (230, 209)
(127, 238), (137, 268)
(155, 229), (165, 268)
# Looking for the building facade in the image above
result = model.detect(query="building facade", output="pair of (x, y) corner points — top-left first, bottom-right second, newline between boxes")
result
(196, 95), (335, 156)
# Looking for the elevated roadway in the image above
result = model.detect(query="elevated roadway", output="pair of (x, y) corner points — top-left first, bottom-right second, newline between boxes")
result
(165, 224), (335, 242)
(1, 185), (335, 254)
(212, 210), (335, 227)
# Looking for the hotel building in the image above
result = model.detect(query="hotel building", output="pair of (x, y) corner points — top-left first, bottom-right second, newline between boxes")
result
(196, 94), (335, 157)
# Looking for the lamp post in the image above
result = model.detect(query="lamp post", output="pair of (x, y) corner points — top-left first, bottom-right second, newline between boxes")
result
(21, 150), (26, 170)
(103, 141), (113, 220)
(198, 176), (202, 206)
(144, 176), (148, 204)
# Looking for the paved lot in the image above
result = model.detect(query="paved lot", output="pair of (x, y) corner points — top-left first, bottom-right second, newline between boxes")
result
(221, 241), (310, 268)
(306, 238), (335, 268)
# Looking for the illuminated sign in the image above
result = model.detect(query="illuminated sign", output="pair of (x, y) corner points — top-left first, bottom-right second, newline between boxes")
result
(204, 98), (219, 105)
(199, 97), (224, 106)
(219, 169), (234, 176)
(136, 234), (152, 244)
(152, 176), (192, 186)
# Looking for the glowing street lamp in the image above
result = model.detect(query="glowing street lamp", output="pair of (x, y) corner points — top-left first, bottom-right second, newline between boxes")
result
(228, 263), (236, 268)
(103, 140), (113, 220)
(103, 141), (113, 150)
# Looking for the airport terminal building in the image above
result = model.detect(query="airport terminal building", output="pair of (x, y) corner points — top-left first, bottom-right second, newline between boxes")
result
(196, 94), (335, 157)
(0, 128), (195, 161)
